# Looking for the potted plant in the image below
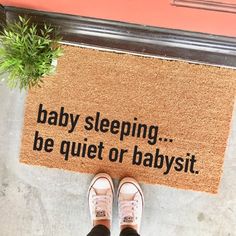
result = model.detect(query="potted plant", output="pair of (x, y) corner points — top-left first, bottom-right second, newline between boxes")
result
(0, 16), (63, 90)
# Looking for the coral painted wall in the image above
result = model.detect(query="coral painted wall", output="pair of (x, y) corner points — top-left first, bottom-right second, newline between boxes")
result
(1, 0), (236, 37)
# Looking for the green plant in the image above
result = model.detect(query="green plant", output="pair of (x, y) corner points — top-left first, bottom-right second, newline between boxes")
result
(0, 16), (63, 90)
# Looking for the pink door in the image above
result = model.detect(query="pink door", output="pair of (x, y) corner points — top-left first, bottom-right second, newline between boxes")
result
(2, 0), (236, 37)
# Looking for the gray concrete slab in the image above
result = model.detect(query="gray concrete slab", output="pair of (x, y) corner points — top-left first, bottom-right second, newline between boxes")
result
(0, 78), (235, 236)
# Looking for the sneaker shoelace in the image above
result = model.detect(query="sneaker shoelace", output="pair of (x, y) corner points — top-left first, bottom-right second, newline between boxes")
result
(119, 200), (138, 224)
(93, 195), (112, 218)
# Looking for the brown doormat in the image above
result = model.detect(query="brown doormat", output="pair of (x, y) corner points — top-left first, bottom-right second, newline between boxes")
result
(20, 45), (236, 193)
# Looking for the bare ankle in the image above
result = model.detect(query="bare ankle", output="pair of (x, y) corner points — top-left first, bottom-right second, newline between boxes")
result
(94, 219), (110, 230)
(121, 224), (138, 231)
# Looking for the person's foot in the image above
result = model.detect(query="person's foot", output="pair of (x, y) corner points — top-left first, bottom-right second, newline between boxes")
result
(118, 177), (144, 233)
(88, 173), (114, 229)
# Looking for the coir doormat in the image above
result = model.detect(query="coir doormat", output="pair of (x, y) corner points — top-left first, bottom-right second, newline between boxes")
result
(20, 45), (236, 193)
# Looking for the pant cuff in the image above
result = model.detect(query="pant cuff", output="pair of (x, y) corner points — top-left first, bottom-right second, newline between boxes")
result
(120, 227), (140, 236)
(87, 224), (110, 236)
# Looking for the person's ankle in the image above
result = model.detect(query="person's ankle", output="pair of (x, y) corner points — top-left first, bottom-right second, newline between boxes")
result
(121, 224), (138, 231)
(94, 219), (111, 230)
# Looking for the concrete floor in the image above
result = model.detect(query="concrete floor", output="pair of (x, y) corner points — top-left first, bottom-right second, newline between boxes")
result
(0, 80), (236, 236)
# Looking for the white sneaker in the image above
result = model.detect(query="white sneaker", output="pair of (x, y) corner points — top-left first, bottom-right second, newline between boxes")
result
(88, 173), (114, 226)
(118, 177), (144, 233)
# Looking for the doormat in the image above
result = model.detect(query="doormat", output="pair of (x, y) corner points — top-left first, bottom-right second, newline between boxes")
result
(20, 45), (236, 193)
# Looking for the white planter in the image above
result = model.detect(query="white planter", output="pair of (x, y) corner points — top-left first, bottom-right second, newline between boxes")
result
(0, 72), (8, 87)
(51, 59), (58, 72)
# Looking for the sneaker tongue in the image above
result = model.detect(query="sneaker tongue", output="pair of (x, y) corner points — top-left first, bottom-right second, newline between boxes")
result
(96, 210), (106, 218)
(123, 216), (134, 223)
